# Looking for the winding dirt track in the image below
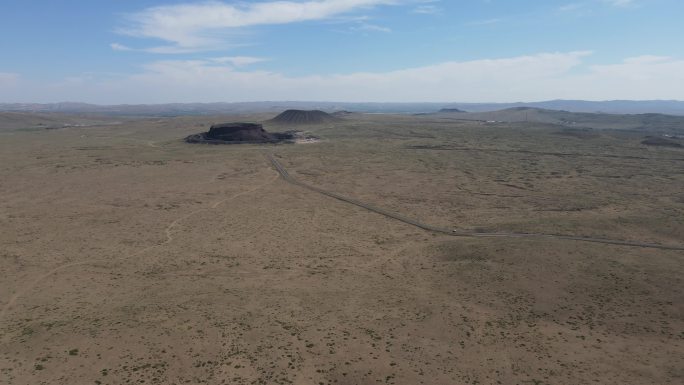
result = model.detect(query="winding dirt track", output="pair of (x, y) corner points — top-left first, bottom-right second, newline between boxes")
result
(267, 153), (684, 251)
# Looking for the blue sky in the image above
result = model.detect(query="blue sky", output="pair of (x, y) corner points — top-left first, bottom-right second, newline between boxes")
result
(1, 0), (683, 103)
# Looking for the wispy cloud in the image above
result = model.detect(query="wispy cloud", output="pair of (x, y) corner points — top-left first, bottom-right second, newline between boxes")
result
(114, 51), (595, 102)
(5, 52), (684, 103)
(0, 72), (19, 85)
(110, 43), (133, 51)
(110, 42), (242, 55)
(466, 18), (501, 26)
(0, 52), (589, 102)
(602, 0), (635, 7)
(118, 0), (399, 53)
(559, 3), (584, 12)
(413, 5), (439, 14)
(210, 56), (269, 66)
(351, 22), (392, 32)
(560, 0), (636, 13)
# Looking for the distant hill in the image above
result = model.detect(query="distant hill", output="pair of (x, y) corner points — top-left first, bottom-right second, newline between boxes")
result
(440, 100), (684, 115)
(184, 122), (297, 144)
(268, 110), (339, 125)
(641, 136), (683, 148)
(0, 102), (448, 115)
(0, 111), (122, 131)
(2, 100), (684, 116)
(433, 107), (684, 133)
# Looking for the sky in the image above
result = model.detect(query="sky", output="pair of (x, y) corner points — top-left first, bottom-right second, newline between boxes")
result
(1, 0), (683, 104)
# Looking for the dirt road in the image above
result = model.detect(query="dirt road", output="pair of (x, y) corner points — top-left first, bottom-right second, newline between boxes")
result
(267, 153), (684, 251)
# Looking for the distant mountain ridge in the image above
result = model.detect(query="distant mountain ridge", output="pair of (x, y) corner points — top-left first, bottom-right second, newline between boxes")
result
(1, 100), (684, 116)
(432, 107), (684, 134)
(440, 100), (684, 115)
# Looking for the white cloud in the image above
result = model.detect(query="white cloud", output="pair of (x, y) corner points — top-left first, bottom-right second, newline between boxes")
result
(119, 0), (398, 53)
(466, 18), (501, 26)
(413, 5), (439, 14)
(603, 0), (635, 7)
(0, 72), (19, 85)
(560, 0), (636, 13)
(581, 56), (684, 90)
(110, 43), (133, 51)
(210, 56), (269, 66)
(102, 52), (590, 103)
(559, 3), (584, 12)
(3, 53), (684, 103)
(351, 22), (391, 32)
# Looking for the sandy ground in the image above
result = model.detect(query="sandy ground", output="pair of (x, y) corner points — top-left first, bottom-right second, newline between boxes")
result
(1, 114), (683, 384)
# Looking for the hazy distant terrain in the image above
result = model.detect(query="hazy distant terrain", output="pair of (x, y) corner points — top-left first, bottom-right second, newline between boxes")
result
(441, 99), (684, 115)
(0, 112), (126, 131)
(1, 111), (683, 385)
(3, 99), (684, 116)
(429, 107), (684, 134)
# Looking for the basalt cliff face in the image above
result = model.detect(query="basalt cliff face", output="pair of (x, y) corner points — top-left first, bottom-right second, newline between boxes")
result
(207, 123), (274, 142)
(185, 122), (296, 144)
(185, 123), (273, 144)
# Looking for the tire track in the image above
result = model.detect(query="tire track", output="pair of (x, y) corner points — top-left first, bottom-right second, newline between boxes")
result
(405, 145), (684, 162)
(267, 153), (684, 251)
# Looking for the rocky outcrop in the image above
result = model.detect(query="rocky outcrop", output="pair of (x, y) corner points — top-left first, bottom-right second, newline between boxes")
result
(641, 136), (682, 148)
(206, 123), (274, 142)
(185, 122), (294, 144)
(268, 110), (339, 125)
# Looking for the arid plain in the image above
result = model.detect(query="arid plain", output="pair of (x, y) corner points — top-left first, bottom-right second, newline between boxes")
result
(1, 112), (683, 384)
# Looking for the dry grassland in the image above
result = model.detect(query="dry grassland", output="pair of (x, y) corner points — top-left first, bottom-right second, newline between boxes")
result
(1, 113), (683, 384)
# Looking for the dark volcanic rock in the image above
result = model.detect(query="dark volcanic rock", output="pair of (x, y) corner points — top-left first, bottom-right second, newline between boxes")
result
(207, 122), (274, 141)
(269, 109), (338, 125)
(185, 122), (295, 144)
(641, 136), (682, 148)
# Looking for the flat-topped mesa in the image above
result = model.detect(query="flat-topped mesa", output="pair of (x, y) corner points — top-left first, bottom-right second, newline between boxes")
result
(206, 122), (274, 142)
(185, 122), (299, 144)
(641, 136), (682, 148)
